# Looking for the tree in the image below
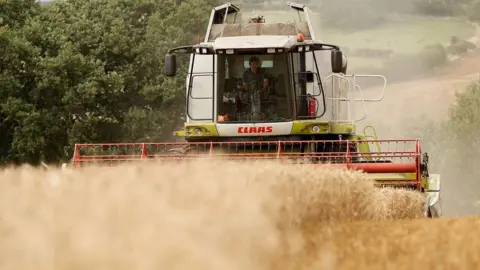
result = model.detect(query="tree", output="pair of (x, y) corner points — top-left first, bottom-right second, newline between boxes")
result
(408, 79), (480, 215)
(0, 0), (220, 165)
(0, 1), (43, 164)
(0, 0), (40, 28)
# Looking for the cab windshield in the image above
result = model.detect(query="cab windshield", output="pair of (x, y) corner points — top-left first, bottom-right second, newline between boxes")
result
(216, 53), (294, 122)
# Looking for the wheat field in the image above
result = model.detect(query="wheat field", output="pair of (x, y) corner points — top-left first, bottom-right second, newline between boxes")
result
(0, 160), (478, 269)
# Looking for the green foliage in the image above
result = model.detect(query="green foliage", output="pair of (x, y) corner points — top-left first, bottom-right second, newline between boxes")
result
(413, 0), (458, 16)
(447, 36), (477, 55)
(419, 43), (447, 69)
(0, 0), (40, 28)
(448, 80), (480, 139)
(405, 79), (480, 215)
(445, 80), (480, 178)
(0, 0), (219, 165)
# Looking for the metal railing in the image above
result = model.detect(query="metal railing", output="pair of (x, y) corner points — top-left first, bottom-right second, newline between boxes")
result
(323, 74), (387, 124)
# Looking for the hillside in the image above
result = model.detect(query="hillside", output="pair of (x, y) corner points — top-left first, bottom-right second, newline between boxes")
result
(355, 50), (480, 139)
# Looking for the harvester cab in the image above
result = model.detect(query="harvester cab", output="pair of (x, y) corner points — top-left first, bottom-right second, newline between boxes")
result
(164, 2), (353, 137)
(70, 2), (441, 218)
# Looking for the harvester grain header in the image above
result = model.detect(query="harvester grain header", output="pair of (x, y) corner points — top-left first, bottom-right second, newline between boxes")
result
(69, 2), (441, 218)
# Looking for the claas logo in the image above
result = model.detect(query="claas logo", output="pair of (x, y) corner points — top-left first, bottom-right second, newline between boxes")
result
(237, 126), (273, 134)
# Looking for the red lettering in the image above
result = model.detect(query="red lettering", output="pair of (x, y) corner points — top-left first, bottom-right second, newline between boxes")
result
(236, 126), (274, 134)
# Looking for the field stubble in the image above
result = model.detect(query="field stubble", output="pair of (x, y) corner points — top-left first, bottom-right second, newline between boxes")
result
(0, 160), (478, 269)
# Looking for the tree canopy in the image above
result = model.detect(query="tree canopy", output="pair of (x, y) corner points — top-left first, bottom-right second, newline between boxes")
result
(0, 0), (218, 165)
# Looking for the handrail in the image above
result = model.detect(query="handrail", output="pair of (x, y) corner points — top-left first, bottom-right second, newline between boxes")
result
(323, 73), (387, 124)
(342, 74), (387, 102)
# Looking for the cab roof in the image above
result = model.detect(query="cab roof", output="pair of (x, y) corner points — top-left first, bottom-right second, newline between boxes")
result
(212, 35), (298, 50)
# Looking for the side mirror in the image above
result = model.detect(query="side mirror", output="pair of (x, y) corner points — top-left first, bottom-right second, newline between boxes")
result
(341, 54), (348, 74)
(165, 53), (177, 77)
(331, 50), (347, 73)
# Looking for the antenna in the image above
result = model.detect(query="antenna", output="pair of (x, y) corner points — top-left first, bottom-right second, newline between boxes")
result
(197, 19), (200, 44)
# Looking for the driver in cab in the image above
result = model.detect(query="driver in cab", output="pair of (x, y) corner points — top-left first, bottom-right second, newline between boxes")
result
(236, 56), (272, 119)
(239, 56), (270, 90)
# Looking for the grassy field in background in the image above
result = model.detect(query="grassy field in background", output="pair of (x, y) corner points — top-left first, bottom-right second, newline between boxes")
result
(321, 16), (476, 72)
(322, 16), (475, 53)
(260, 11), (475, 50)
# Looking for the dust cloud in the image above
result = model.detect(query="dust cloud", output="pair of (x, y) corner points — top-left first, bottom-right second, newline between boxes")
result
(0, 160), (436, 269)
(354, 52), (480, 217)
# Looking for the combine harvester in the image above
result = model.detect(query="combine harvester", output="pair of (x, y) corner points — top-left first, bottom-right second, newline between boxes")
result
(69, 2), (441, 218)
